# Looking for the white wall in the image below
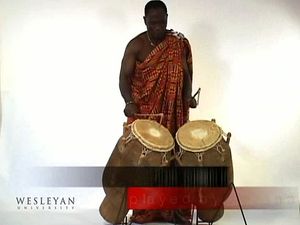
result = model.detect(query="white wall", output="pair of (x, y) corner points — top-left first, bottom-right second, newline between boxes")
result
(1, 0), (300, 212)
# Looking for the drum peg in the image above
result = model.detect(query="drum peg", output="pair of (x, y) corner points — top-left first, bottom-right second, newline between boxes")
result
(211, 118), (216, 123)
(226, 132), (232, 144)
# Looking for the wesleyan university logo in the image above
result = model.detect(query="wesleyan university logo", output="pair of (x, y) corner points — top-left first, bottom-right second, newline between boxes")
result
(16, 196), (75, 211)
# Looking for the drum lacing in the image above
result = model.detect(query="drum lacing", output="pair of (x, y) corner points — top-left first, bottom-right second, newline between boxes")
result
(124, 132), (135, 144)
(216, 144), (226, 162)
(196, 152), (204, 162)
(162, 152), (168, 164)
(141, 146), (150, 157)
(177, 148), (183, 159)
(137, 147), (150, 165)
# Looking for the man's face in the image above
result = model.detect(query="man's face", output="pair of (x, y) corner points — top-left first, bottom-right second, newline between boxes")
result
(144, 8), (168, 41)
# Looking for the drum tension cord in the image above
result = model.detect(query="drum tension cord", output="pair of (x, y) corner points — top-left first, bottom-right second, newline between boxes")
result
(193, 182), (248, 225)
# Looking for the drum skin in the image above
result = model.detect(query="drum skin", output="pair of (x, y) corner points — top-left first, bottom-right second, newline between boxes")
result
(176, 120), (223, 152)
(131, 119), (175, 152)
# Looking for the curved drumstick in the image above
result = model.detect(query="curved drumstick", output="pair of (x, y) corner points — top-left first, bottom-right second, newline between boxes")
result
(192, 87), (201, 107)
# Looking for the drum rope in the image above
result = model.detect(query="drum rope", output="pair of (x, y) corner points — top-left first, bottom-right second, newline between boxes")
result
(177, 148), (183, 159)
(124, 132), (135, 144)
(137, 147), (151, 165)
(196, 152), (204, 162)
(216, 144), (226, 162)
(141, 146), (150, 157)
(162, 152), (168, 164)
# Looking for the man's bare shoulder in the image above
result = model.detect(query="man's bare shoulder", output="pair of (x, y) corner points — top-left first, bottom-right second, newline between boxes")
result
(125, 32), (146, 53)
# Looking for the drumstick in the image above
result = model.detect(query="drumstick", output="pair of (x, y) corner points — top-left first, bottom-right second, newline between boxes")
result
(192, 87), (201, 106)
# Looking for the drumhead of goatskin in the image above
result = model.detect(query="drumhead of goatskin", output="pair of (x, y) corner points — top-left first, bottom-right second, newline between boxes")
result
(176, 120), (223, 152)
(131, 119), (174, 152)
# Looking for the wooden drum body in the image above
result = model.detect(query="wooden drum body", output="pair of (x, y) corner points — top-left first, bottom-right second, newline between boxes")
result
(175, 120), (234, 223)
(100, 119), (174, 224)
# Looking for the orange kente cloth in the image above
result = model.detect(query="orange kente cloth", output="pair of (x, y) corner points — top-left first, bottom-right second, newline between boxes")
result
(128, 31), (192, 136)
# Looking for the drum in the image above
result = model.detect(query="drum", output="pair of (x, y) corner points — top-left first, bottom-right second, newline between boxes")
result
(175, 119), (234, 223)
(100, 119), (174, 224)
(122, 119), (174, 166)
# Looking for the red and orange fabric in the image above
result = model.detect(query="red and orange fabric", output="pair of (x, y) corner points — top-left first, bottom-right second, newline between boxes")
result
(127, 30), (193, 136)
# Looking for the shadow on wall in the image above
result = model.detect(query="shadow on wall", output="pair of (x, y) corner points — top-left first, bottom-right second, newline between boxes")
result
(188, 22), (231, 121)
(279, 0), (300, 25)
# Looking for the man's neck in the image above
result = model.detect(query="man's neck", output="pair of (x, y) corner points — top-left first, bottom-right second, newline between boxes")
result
(147, 32), (166, 47)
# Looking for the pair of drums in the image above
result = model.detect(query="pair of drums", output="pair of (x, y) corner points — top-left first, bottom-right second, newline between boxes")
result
(100, 119), (233, 224)
(122, 119), (233, 180)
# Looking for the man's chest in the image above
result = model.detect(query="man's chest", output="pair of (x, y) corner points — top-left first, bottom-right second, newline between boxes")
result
(136, 44), (155, 63)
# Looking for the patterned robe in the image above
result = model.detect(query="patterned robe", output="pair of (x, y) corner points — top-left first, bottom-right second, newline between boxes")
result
(128, 30), (193, 136)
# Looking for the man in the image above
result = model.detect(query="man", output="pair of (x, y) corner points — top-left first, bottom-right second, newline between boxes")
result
(119, 0), (196, 137)
(118, 0), (196, 223)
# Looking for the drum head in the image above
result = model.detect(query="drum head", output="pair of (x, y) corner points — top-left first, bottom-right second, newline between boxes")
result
(131, 119), (174, 152)
(176, 120), (223, 152)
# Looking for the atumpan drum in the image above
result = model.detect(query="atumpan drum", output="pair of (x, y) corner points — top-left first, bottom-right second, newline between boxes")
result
(175, 119), (234, 223)
(121, 119), (174, 166)
(100, 119), (174, 224)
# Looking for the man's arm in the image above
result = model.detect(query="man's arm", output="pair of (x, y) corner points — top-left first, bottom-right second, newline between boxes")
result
(119, 41), (139, 117)
(182, 40), (197, 108)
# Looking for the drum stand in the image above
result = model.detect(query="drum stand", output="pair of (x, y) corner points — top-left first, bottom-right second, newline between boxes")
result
(118, 216), (128, 225)
(230, 182), (248, 225)
(192, 183), (248, 225)
(191, 207), (213, 225)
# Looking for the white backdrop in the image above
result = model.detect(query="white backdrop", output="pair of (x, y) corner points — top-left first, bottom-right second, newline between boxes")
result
(0, 0), (300, 223)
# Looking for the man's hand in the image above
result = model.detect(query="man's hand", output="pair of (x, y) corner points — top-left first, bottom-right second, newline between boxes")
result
(124, 102), (138, 117)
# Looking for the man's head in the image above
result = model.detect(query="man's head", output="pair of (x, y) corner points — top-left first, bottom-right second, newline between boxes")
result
(144, 0), (168, 42)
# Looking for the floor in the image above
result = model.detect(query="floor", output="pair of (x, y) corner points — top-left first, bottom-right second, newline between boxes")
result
(1, 209), (299, 225)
